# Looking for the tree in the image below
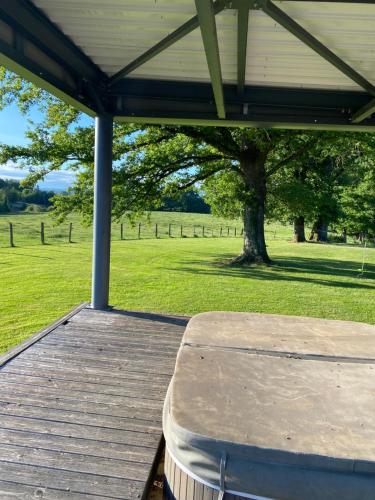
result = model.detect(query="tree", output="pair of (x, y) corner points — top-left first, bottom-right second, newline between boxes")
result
(0, 116), (320, 263)
(337, 153), (375, 238)
(0, 179), (54, 210)
(257, 140), (375, 243)
(1, 69), (374, 263)
(205, 134), (375, 245)
(268, 157), (342, 243)
(268, 176), (314, 242)
(158, 190), (211, 214)
(0, 190), (9, 213)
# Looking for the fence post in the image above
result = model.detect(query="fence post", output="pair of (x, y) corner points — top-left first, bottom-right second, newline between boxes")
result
(41, 222), (45, 245)
(203, 226), (205, 237)
(155, 223), (158, 238)
(138, 223), (141, 239)
(120, 223), (124, 240)
(180, 225), (183, 237)
(234, 227), (237, 237)
(168, 223), (172, 237)
(220, 227), (223, 237)
(227, 227), (230, 237)
(9, 222), (14, 247)
(69, 223), (73, 243)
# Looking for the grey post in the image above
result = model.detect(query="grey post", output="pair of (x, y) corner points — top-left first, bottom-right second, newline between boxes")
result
(91, 115), (113, 310)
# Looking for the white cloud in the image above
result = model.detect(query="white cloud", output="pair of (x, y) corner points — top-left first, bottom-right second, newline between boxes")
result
(0, 162), (76, 192)
(0, 161), (25, 178)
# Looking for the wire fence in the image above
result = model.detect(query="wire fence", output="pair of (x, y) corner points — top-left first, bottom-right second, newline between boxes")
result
(0, 220), (249, 247)
(0, 218), (372, 248)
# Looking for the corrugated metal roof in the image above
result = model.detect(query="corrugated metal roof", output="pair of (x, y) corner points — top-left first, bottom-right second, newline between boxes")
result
(32, 0), (375, 90)
(247, 1), (375, 90)
(33, 0), (198, 76)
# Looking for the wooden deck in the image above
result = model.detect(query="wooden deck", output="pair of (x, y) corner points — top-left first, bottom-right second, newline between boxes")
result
(0, 304), (187, 499)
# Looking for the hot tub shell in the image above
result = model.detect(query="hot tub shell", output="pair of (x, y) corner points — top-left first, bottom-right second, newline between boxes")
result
(163, 312), (375, 499)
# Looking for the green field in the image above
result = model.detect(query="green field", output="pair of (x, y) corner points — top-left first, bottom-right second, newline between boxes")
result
(0, 211), (247, 246)
(1, 212), (374, 354)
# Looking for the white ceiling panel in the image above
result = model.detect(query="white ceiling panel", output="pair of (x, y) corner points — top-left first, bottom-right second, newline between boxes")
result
(32, 0), (198, 76)
(131, 8), (238, 83)
(130, 26), (210, 82)
(31, 0), (375, 91)
(216, 9), (237, 84)
(245, 1), (375, 90)
(279, 0), (375, 85)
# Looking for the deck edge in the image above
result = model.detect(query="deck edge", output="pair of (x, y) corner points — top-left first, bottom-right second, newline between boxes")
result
(0, 302), (89, 368)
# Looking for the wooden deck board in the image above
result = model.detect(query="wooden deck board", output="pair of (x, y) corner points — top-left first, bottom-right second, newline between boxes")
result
(0, 307), (187, 499)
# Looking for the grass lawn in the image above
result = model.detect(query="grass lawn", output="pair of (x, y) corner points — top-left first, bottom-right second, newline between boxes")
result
(1, 214), (374, 354)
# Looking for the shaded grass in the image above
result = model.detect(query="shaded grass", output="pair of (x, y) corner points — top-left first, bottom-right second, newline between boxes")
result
(1, 233), (374, 354)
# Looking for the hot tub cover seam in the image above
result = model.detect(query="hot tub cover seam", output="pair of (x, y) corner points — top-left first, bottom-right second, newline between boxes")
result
(182, 341), (375, 365)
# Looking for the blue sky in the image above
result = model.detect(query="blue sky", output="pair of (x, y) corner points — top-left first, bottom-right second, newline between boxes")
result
(0, 104), (91, 192)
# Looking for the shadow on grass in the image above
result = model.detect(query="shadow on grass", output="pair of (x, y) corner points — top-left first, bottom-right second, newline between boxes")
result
(0, 251), (54, 260)
(165, 255), (375, 290)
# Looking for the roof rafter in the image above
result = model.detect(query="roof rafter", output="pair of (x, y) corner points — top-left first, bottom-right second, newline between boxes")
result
(237, 2), (252, 94)
(259, 0), (375, 97)
(109, 0), (227, 86)
(195, 0), (226, 119)
(351, 98), (375, 123)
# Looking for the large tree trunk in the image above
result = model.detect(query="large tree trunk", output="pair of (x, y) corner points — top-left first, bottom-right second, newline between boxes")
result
(293, 216), (306, 242)
(232, 147), (270, 265)
(309, 216), (328, 242)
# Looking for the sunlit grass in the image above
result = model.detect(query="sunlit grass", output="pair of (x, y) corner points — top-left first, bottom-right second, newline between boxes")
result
(1, 216), (373, 354)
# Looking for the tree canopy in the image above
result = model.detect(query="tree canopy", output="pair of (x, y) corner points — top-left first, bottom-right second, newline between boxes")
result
(1, 69), (374, 262)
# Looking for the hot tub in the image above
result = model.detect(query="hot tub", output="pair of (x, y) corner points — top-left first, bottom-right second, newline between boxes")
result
(163, 312), (375, 499)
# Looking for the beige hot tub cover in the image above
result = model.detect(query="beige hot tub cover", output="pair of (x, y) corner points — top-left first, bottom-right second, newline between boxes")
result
(163, 312), (375, 499)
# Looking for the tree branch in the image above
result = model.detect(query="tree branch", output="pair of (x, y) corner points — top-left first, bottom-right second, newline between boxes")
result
(129, 153), (227, 179)
(164, 126), (239, 158)
(266, 138), (319, 177)
(120, 133), (175, 155)
(176, 166), (228, 190)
